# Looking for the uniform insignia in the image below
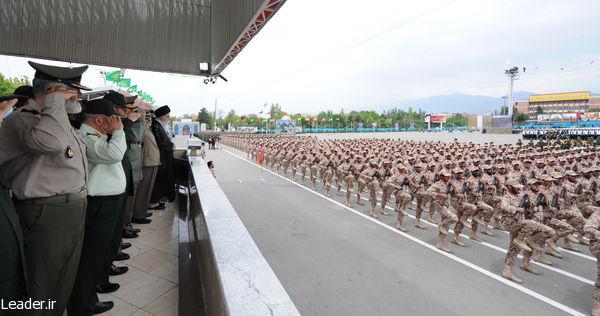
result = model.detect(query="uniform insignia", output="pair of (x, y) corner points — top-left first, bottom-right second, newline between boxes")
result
(66, 146), (75, 158)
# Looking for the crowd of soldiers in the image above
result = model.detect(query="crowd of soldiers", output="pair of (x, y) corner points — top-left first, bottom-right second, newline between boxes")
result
(0, 62), (176, 315)
(224, 133), (600, 316)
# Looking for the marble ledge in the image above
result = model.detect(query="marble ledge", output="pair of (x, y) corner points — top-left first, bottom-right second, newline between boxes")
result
(187, 156), (300, 316)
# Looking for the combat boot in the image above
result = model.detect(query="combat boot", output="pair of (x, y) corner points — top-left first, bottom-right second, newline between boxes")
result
(512, 237), (533, 252)
(451, 234), (466, 247)
(493, 219), (505, 231)
(525, 237), (544, 252)
(532, 251), (552, 266)
(577, 235), (590, 245)
(436, 239), (450, 253)
(395, 223), (407, 232)
(563, 237), (580, 252)
(469, 231), (481, 242)
(414, 219), (426, 229)
(519, 263), (540, 275)
(481, 226), (494, 236)
(566, 234), (579, 243)
(545, 247), (563, 259)
(502, 265), (523, 283)
(474, 214), (486, 226)
(546, 239), (560, 252)
(593, 300), (600, 316)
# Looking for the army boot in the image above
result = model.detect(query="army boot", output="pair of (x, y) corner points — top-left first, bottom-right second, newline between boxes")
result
(481, 225), (494, 236)
(532, 250), (552, 266)
(427, 211), (437, 224)
(519, 262), (540, 275)
(563, 237), (580, 252)
(473, 214), (486, 226)
(502, 264), (523, 283)
(451, 234), (466, 247)
(469, 231), (481, 242)
(436, 239), (450, 253)
(525, 237), (544, 252)
(414, 218), (426, 229)
(593, 300), (600, 316)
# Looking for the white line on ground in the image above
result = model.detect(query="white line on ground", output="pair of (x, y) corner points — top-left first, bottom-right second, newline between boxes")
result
(223, 148), (586, 316)
(287, 168), (598, 262)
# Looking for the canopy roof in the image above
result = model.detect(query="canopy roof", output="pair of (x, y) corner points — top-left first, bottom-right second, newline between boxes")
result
(0, 0), (285, 76)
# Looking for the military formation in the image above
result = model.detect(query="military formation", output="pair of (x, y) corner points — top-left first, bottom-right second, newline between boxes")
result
(0, 62), (176, 315)
(224, 133), (600, 316)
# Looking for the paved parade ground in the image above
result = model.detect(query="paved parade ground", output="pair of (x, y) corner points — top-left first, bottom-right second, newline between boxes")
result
(205, 140), (595, 316)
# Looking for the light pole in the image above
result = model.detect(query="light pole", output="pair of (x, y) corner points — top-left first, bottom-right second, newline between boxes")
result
(505, 67), (519, 117)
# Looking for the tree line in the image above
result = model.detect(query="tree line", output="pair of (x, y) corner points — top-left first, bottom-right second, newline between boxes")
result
(189, 103), (470, 130)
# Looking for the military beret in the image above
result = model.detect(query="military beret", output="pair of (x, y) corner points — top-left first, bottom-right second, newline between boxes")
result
(155, 105), (171, 117)
(84, 99), (116, 116)
(28, 61), (91, 91)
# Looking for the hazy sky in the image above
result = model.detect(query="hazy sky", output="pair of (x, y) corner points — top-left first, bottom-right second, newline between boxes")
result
(1, 0), (600, 116)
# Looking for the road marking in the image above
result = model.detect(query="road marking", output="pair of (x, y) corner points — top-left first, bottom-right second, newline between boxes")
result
(223, 148), (586, 316)
(284, 166), (598, 262)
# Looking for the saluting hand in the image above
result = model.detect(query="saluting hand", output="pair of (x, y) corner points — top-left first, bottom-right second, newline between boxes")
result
(106, 116), (123, 132)
(48, 86), (78, 102)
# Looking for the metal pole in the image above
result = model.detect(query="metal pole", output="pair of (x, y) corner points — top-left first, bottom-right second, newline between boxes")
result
(508, 76), (514, 116)
(213, 98), (217, 131)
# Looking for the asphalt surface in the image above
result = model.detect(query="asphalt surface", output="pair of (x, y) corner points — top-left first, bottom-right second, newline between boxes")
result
(206, 146), (594, 316)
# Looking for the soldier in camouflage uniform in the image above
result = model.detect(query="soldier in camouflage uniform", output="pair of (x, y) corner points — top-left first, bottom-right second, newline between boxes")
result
(428, 171), (458, 252)
(584, 204), (600, 316)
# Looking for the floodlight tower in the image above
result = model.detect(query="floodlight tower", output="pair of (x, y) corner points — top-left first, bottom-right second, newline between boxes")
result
(505, 66), (519, 116)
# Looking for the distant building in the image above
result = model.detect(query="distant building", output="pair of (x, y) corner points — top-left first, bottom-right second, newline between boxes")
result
(512, 91), (600, 118)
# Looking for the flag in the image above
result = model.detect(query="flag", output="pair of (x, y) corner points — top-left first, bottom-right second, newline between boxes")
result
(138, 91), (144, 98)
(258, 150), (264, 165)
(116, 78), (131, 87)
(105, 70), (122, 81)
(128, 85), (138, 92)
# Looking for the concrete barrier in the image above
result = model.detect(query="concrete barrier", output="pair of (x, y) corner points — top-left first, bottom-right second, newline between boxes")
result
(179, 154), (299, 316)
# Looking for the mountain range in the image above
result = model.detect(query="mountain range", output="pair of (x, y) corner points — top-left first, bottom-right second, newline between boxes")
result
(379, 91), (535, 115)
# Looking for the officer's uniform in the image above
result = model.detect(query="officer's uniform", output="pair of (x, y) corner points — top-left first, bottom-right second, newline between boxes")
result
(0, 61), (90, 315)
(68, 99), (127, 315)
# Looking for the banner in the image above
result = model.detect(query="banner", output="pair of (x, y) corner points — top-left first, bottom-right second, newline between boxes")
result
(128, 85), (137, 92)
(105, 70), (122, 81)
(116, 78), (131, 87)
(491, 115), (512, 128)
(529, 91), (590, 103)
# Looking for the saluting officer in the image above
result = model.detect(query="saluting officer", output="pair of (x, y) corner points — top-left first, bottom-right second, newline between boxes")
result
(0, 61), (90, 315)
(68, 99), (127, 315)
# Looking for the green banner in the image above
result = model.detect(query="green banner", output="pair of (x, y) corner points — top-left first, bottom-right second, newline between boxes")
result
(116, 78), (131, 88)
(105, 70), (122, 81)
(128, 85), (137, 92)
(137, 91), (144, 98)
